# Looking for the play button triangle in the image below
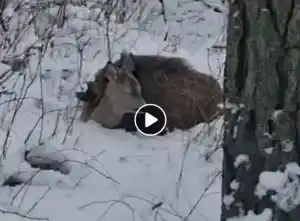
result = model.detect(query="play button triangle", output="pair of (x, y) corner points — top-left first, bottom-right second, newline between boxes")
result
(145, 112), (158, 128)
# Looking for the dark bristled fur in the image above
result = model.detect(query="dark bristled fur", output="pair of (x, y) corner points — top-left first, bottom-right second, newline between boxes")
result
(77, 52), (223, 133)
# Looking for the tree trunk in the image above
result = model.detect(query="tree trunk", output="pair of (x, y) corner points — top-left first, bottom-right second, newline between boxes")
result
(221, 0), (300, 220)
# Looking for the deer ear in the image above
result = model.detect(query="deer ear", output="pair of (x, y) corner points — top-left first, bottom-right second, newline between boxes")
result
(120, 51), (135, 72)
(104, 61), (118, 81)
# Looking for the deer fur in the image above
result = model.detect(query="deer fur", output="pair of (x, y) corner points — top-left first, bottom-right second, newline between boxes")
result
(78, 61), (145, 129)
(78, 51), (223, 130)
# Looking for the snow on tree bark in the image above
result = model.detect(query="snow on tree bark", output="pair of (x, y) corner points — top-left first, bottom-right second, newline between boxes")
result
(221, 0), (300, 220)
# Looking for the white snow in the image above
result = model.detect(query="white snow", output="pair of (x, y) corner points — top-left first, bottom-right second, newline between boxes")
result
(286, 162), (300, 175)
(227, 209), (272, 221)
(0, 0), (227, 220)
(272, 109), (283, 121)
(256, 163), (300, 213)
(264, 147), (274, 155)
(234, 154), (250, 168)
(223, 194), (235, 207)
(282, 140), (294, 152)
(258, 171), (286, 193)
(230, 179), (240, 190)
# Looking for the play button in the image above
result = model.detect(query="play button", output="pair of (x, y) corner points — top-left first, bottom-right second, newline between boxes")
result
(145, 113), (158, 127)
(134, 104), (167, 136)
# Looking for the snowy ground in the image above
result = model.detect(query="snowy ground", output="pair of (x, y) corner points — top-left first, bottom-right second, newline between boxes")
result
(0, 1), (227, 220)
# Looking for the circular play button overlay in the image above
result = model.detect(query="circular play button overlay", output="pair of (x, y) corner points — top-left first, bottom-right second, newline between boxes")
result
(134, 104), (167, 136)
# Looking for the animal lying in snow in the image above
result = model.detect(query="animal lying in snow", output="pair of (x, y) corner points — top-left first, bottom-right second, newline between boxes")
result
(76, 61), (168, 135)
(77, 51), (223, 132)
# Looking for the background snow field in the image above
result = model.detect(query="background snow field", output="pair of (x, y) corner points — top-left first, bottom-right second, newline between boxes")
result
(0, 0), (227, 220)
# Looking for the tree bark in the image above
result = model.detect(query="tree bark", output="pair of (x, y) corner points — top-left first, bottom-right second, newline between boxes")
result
(222, 0), (300, 220)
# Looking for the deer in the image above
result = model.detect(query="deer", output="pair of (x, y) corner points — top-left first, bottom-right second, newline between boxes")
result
(77, 60), (146, 131)
(77, 51), (224, 132)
